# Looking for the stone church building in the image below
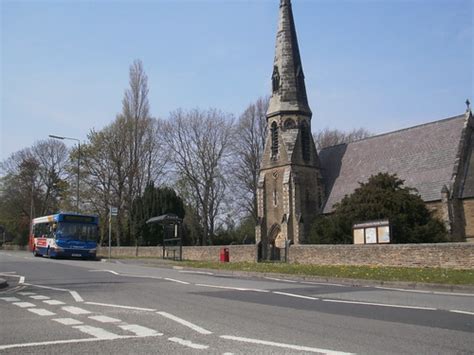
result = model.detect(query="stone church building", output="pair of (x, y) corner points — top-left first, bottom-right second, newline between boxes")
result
(256, 0), (474, 259)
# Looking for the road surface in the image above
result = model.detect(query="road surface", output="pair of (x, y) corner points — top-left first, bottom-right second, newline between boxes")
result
(1, 251), (473, 354)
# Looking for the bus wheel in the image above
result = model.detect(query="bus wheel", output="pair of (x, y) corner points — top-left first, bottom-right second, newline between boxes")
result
(33, 246), (41, 257)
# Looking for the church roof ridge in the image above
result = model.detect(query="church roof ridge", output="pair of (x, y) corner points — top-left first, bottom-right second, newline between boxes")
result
(320, 113), (467, 152)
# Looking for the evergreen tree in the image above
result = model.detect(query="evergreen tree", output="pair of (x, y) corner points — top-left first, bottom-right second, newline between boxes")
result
(130, 183), (185, 246)
(309, 173), (447, 244)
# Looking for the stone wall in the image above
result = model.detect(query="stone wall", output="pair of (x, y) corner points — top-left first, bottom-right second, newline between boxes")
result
(96, 245), (256, 263)
(464, 199), (474, 242)
(94, 243), (474, 269)
(290, 243), (474, 269)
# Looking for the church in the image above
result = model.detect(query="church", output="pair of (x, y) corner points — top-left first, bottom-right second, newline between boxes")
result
(256, 0), (474, 259)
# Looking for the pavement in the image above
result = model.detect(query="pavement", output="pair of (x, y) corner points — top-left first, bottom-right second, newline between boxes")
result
(102, 257), (474, 294)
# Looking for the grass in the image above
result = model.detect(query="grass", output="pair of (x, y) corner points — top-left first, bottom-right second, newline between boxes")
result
(177, 261), (474, 286)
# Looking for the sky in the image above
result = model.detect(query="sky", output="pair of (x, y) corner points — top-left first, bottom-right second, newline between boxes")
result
(1, 0), (473, 161)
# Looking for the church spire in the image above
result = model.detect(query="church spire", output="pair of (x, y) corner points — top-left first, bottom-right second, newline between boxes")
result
(267, 0), (312, 118)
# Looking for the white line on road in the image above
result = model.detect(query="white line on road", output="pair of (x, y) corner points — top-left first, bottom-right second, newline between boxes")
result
(85, 301), (156, 312)
(157, 311), (213, 335)
(72, 325), (120, 339)
(18, 292), (36, 296)
(179, 270), (214, 275)
(30, 295), (50, 300)
(19, 276), (25, 284)
(449, 309), (474, 316)
(12, 302), (35, 308)
(62, 306), (92, 315)
(168, 337), (209, 350)
(119, 324), (163, 337)
(0, 334), (160, 350)
(28, 308), (56, 316)
(263, 277), (298, 283)
(43, 299), (65, 305)
(24, 283), (84, 302)
(373, 286), (474, 297)
(322, 298), (437, 310)
(301, 281), (346, 287)
(220, 335), (354, 355)
(88, 270), (119, 275)
(53, 318), (83, 325)
(89, 315), (122, 323)
(195, 283), (269, 293)
(273, 291), (319, 300)
(0, 297), (20, 302)
(164, 278), (190, 285)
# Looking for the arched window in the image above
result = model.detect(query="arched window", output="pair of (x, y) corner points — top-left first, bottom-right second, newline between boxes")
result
(301, 122), (310, 162)
(271, 122), (279, 159)
(284, 119), (296, 130)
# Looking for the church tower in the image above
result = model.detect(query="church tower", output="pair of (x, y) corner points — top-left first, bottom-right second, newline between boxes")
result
(256, 0), (323, 260)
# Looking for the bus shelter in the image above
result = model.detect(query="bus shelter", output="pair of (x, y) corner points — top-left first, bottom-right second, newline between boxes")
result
(146, 213), (183, 261)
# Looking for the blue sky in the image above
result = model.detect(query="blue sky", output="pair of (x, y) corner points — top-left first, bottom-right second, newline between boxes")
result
(1, 0), (472, 161)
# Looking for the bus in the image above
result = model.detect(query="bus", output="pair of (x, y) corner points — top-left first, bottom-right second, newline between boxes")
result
(29, 213), (99, 260)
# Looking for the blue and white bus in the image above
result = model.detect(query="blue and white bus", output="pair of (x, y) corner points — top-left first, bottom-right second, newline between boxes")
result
(29, 213), (99, 260)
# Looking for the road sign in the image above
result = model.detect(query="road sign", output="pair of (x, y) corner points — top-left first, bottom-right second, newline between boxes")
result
(110, 207), (118, 216)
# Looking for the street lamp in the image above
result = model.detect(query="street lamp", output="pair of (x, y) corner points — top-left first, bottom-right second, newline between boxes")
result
(49, 135), (81, 212)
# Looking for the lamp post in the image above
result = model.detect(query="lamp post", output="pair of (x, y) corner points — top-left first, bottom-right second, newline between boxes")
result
(49, 135), (81, 212)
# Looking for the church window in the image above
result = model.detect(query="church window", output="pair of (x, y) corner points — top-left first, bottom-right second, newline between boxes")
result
(284, 119), (296, 129)
(273, 189), (278, 207)
(271, 122), (279, 159)
(301, 122), (310, 161)
(272, 66), (280, 93)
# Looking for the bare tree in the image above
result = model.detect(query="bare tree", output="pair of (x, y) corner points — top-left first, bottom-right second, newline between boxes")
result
(163, 108), (234, 245)
(232, 97), (269, 221)
(313, 127), (372, 151)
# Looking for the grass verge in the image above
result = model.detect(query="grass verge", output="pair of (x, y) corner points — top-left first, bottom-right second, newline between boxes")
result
(178, 261), (474, 285)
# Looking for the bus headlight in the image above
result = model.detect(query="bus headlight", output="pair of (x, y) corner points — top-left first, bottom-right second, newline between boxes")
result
(89, 249), (96, 254)
(54, 247), (64, 252)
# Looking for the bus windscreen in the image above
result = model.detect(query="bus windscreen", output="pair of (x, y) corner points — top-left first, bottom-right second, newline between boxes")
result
(56, 222), (98, 242)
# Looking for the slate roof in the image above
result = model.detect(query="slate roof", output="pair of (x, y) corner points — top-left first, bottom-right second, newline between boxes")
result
(320, 114), (470, 213)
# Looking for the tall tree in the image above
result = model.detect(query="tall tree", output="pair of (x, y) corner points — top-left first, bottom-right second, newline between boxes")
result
(233, 97), (269, 222)
(163, 108), (234, 245)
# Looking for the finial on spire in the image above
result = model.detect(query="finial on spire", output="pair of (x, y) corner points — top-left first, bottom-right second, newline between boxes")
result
(280, 0), (291, 7)
(466, 99), (471, 112)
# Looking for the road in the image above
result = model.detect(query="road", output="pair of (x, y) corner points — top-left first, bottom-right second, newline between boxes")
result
(0, 251), (473, 354)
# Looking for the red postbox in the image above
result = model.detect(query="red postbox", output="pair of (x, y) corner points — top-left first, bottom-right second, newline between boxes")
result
(220, 247), (229, 262)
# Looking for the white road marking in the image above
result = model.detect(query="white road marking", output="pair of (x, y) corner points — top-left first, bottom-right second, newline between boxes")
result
(179, 270), (214, 275)
(0, 297), (20, 302)
(164, 278), (190, 285)
(119, 324), (163, 337)
(53, 318), (83, 325)
(168, 337), (209, 350)
(373, 286), (474, 297)
(19, 276), (25, 284)
(220, 335), (354, 355)
(43, 299), (65, 305)
(273, 291), (319, 300)
(301, 281), (345, 287)
(157, 311), (213, 335)
(18, 292), (36, 296)
(89, 315), (122, 323)
(62, 306), (92, 315)
(450, 309), (474, 315)
(195, 283), (269, 293)
(0, 334), (160, 350)
(85, 301), (156, 312)
(88, 269), (119, 275)
(13, 302), (35, 308)
(24, 282), (84, 302)
(30, 295), (50, 300)
(322, 298), (437, 310)
(0, 271), (16, 274)
(28, 308), (56, 316)
(72, 325), (120, 339)
(70, 291), (84, 302)
(263, 276), (298, 283)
